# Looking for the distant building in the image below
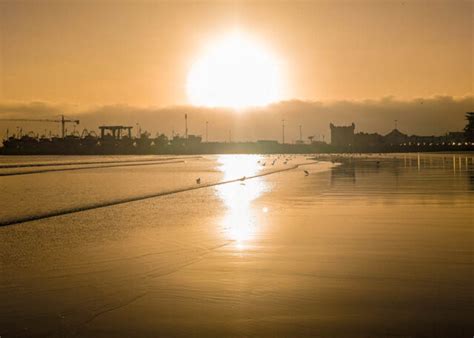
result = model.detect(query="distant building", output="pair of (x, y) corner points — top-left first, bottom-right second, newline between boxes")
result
(446, 131), (465, 144)
(186, 134), (202, 145)
(170, 134), (201, 146)
(99, 125), (133, 140)
(354, 132), (384, 149)
(330, 123), (355, 148)
(384, 129), (408, 145)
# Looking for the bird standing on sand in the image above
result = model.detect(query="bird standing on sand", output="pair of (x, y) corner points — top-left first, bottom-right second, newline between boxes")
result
(196, 178), (201, 184)
(304, 170), (309, 176)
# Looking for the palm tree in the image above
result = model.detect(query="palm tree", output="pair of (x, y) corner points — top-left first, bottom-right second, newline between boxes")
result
(464, 112), (474, 142)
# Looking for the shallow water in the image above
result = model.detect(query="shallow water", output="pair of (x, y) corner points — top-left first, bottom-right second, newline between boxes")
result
(0, 153), (472, 337)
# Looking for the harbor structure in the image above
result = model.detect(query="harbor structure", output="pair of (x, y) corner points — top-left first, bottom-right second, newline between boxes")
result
(1, 113), (473, 155)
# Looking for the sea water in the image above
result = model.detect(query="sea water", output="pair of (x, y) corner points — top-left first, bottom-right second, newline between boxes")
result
(0, 153), (472, 337)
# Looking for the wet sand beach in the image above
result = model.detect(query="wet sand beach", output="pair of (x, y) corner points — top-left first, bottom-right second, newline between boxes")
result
(0, 154), (472, 337)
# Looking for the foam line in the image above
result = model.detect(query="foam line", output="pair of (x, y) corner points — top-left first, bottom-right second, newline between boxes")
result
(0, 160), (186, 177)
(0, 156), (202, 169)
(0, 162), (316, 227)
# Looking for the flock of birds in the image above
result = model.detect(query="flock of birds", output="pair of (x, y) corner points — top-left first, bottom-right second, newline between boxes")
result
(195, 155), (310, 185)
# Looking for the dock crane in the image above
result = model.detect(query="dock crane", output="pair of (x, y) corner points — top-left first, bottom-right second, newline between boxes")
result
(0, 115), (80, 138)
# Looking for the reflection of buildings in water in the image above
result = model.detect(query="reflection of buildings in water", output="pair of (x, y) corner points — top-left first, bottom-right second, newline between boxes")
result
(330, 163), (356, 185)
(214, 155), (269, 248)
(467, 161), (474, 190)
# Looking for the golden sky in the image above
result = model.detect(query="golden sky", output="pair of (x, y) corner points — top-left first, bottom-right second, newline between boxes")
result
(0, 0), (472, 107)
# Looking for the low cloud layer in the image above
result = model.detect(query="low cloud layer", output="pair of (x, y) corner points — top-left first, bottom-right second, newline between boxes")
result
(0, 96), (472, 142)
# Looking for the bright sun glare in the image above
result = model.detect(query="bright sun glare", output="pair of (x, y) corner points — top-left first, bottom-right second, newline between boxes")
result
(187, 32), (282, 110)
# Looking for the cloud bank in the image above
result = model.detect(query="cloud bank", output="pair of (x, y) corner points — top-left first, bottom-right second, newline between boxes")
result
(0, 96), (472, 141)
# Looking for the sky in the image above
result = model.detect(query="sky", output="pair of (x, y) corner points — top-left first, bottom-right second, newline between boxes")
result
(0, 0), (472, 140)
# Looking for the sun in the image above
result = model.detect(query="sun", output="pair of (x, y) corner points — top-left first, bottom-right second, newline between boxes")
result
(187, 32), (282, 110)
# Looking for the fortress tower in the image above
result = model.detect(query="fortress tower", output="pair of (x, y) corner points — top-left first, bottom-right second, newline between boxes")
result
(330, 123), (355, 148)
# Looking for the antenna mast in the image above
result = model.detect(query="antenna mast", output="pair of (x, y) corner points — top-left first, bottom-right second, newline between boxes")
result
(282, 119), (285, 144)
(185, 114), (188, 139)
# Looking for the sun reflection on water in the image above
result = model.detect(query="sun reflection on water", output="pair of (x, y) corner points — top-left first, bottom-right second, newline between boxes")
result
(215, 155), (270, 248)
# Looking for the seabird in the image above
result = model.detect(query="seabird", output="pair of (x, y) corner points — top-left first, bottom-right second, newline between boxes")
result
(196, 178), (201, 184)
(304, 170), (309, 176)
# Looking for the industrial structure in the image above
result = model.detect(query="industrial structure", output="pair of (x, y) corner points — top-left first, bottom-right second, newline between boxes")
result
(0, 115), (80, 139)
(1, 113), (473, 155)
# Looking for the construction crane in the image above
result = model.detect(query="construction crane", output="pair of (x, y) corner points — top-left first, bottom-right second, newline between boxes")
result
(0, 115), (80, 138)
